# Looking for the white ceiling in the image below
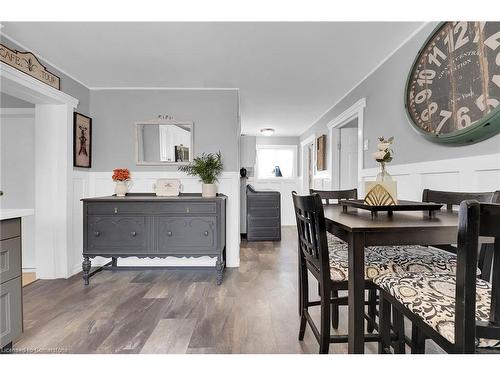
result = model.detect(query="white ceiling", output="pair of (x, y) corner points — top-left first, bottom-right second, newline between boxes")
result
(1, 22), (423, 136)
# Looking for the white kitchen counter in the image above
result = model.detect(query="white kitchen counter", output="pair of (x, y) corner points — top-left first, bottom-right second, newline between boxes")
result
(0, 209), (35, 221)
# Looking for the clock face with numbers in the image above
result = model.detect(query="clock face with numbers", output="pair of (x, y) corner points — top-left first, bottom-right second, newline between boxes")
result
(405, 22), (500, 144)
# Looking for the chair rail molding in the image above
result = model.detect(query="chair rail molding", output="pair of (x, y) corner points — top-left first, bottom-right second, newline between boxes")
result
(327, 97), (366, 190)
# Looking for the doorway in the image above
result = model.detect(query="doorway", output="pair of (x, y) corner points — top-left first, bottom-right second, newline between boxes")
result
(339, 119), (358, 190)
(1, 63), (79, 280)
(327, 98), (366, 191)
(0, 97), (36, 285)
(301, 135), (315, 193)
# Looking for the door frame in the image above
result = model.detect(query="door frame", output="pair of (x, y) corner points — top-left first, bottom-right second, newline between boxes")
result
(1, 62), (79, 279)
(327, 98), (366, 190)
(300, 134), (315, 193)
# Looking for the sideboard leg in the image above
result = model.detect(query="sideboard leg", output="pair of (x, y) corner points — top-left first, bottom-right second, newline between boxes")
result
(216, 256), (224, 285)
(82, 257), (91, 286)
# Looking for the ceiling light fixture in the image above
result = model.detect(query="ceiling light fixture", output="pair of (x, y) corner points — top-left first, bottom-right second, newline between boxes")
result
(260, 128), (275, 136)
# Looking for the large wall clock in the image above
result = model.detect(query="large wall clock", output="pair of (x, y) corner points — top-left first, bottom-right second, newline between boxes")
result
(405, 22), (500, 144)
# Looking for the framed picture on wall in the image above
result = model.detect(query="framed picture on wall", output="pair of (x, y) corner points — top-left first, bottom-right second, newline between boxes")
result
(73, 112), (92, 168)
(316, 134), (326, 171)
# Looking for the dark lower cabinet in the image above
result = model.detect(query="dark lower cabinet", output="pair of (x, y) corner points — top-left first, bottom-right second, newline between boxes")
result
(0, 218), (23, 352)
(246, 185), (281, 241)
(81, 193), (226, 285)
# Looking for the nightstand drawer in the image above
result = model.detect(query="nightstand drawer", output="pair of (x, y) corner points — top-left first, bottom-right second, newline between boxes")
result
(0, 238), (21, 284)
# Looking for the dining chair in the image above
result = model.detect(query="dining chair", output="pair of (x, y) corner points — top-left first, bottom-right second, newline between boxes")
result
(309, 188), (379, 333)
(369, 189), (500, 279)
(377, 200), (500, 354)
(293, 191), (398, 353)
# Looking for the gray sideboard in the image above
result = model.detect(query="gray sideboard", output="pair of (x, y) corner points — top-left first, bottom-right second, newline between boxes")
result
(0, 218), (23, 352)
(81, 193), (226, 285)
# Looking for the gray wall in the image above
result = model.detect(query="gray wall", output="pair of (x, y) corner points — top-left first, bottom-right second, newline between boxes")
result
(300, 22), (500, 168)
(0, 93), (34, 108)
(90, 89), (239, 171)
(0, 35), (90, 116)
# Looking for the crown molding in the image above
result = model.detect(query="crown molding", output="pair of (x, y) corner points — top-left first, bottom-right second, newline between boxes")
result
(89, 87), (240, 91)
(0, 108), (35, 118)
(303, 22), (430, 135)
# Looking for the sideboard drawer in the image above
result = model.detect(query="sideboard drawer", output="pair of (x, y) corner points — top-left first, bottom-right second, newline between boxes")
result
(0, 238), (21, 284)
(158, 216), (217, 253)
(0, 276), (23, 348)
(87, 216), (146, 251)
(87, 202), (146, 215)
(152, 202), (217, 215)
(0, 218), (21, 241)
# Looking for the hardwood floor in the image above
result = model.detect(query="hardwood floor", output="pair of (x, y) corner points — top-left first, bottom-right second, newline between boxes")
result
(22, 272), (37, 287)
(15, 226), (441, 354)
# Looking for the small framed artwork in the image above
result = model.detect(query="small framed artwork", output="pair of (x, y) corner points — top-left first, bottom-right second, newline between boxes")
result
(316, 134), (326, 171)
(73, 112), (92, 168)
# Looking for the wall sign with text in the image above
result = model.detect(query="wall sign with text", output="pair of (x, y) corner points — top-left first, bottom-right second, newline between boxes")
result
(405, 22), (500, 144)
(0, 43), (60, 90)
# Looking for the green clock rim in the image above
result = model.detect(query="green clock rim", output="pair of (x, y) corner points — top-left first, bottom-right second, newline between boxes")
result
(404, 21), (500, 145)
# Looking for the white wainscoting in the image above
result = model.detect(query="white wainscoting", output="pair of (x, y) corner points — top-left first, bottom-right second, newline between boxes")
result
(360, 153), (500, 200)
(70, 171), (240, 276)
(250, 178), (301, 225)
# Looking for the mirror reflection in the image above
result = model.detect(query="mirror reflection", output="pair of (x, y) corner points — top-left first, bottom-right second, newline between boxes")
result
(136, 122), (193, 164)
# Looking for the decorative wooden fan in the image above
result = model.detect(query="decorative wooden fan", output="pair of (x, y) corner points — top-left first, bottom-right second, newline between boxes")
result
(364, 184), (397, 206)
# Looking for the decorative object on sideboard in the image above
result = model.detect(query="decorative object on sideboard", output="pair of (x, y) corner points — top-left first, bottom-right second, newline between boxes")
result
(153, 179), (181, 197)
(112, 168), (132, 197)
(365, 136), (397, 205)
(73, 112), (92, 168)
(178, 151), (223, 198)
(0, 43), (61, 89)
(405, 22), (500, 145)
(316, 134), (326, 171)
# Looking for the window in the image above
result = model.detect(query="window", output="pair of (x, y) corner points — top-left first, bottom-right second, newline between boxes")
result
(256, 145), (297, 179)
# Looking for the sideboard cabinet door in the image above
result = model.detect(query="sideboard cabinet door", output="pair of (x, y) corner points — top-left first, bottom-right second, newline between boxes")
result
(87, 216), (146, 253)
(158, 216), (217, 254)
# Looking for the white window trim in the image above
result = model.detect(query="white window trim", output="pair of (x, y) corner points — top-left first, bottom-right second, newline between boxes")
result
(255, 144), (298, 180)
(327, 97), (366, 190)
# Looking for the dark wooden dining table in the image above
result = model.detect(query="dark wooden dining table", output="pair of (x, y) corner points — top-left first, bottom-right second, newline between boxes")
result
(323, 204), (460, 354)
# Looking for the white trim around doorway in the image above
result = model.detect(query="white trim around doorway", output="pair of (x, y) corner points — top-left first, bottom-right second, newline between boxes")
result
(327, 98), (366, 190)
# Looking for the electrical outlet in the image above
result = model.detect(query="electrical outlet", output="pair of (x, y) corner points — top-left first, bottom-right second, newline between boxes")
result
(363, 139), (369, 151)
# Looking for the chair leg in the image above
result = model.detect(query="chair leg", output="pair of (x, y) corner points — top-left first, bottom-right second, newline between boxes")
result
(392, 308), (406, 354)
(378, 293), (391, 354)
(367, 288), (377, 333)
(331, 289), (339, 330)
(411, 324), (426, 354)
(319, 282), (331, 354)
(298, 260), (308, 341)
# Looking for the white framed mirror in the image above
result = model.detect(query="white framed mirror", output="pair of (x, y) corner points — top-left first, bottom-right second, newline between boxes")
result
(135, 120), (194, 165)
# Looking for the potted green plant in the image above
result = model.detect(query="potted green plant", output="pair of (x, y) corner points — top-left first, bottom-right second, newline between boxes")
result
(178, 151), (223, 197)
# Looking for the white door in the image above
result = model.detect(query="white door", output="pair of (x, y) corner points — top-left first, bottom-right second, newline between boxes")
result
(339, 126), (358, 190)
